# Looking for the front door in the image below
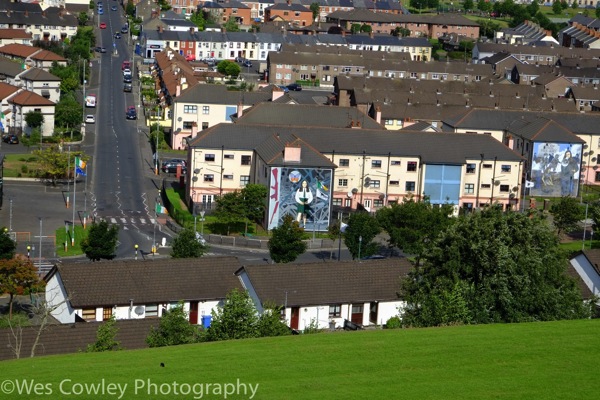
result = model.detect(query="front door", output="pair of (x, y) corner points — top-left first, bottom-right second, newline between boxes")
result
(351, 304), (363, 325)
(369, 302), (378, 324)
(290, 307), (299, 330)
(189, 302), (198, 325)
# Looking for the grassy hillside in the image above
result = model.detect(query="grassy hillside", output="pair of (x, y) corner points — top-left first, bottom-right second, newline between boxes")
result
(1, 319), (599, 399)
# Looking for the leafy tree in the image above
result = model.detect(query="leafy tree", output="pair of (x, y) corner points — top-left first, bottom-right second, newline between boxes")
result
(499, 0), (516, 16)
(344, 211), (380, 260)
(268, 215), (307, 263)
(78, 12), (89, 26)
(86, 316), (121, 352)
(561, 0), (569, 9)
(51, 63), (79, 93)
(256, 302), (291, 337)
(0, 256), (45, 319)
(596, 6), (600, 18)
(477, 0), (491, 13)
(393, 27), (411, 37)
(0, 228), (16, 260)
(526, 0), (540, 15)
(81, 220), (119, 261)
(549, 196), (584, 236)
(241, 184), (268, 227)
(351, 23), (362, 34)
(376, 197), (454, 265)
(33, 145), (69, 185)
(171, 228), (207, 258)
(214, 191), (246, 235)
(216, 60), (241, 77)
(310, 2), (320, 21)
(400, 208), (592, 327)
(55, 93), (83, 127)
(146, 302), (200, 347)
(223, 16), (240, 32)
(552, 0), (562, 14)
(571, 1), (578, 9)
(126, 1), (135, 17)
(360, 24), (372, 33)
(463, 0), (474, 12)
(204, 289), (258, 341)
(25, 111), (44, 130)
(190, 11), (206, 30)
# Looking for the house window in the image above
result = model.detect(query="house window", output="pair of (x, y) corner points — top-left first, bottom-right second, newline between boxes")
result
(223, 174), (234, 180)
(405, 181), (415, 191)
(407, 162), (417, 172)
(145, 304), (158, 317)
(466, 163), (476, 174)
(339, 159), (349, 167)
(205, 154), (215, 162)
(500, 184), (510, 192)
(482, 163), (493, 169)
(481, 183), (491, 189)
(224, 154), (234, 159)
(374, 199), (383, 207)
(103, 307), (112, 320)
(372, 160), (382, 168)
(595, 171), (600, 182)
(82, 308), (96, 321)
(501, 165), (511, 173)
(240, 175), (250, 186)
(344, 198), (352, 207)
(241, 155), (251, 165)
(202, 106), (210, 114)
(391, 160), (401, 166)
(338, 179), (348, 187)
(332, 198), (342, 206)
(202, 122), (208, 130)
(204, 174), (214, 182)
(184, 105), (197, 114)
(389, 180), (399, 186)
(329, 305), (341, 318)
(464, 183), (474, 194)
(370, 180), (381, 188)
(183, 121), (194, 129)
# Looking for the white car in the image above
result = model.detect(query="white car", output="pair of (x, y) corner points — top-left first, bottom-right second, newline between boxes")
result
(85, 115), (95, 124)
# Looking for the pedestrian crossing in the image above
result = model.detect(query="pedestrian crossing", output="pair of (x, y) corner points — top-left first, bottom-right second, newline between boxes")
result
(94, 215), (157, 229)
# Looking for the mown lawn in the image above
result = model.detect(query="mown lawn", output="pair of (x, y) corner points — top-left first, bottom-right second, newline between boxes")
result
(1, 319), (599, 399)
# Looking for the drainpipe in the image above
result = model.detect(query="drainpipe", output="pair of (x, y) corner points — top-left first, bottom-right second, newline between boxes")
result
(490, 156), (497, 205)
(219, 145), (224, 196)
(416, 156), (423, 201)
(385, 152), (391, 205)
(359, 150), (366, 206)
(476, 153), (484, 208)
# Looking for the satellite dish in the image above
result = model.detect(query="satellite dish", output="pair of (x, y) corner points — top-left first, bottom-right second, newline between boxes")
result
(593, 157), (597, 162)
(379, 193), (386, 200)
(512, 186), (518, 192)
(193, 168), (201, 174)
(583, 143), (589, 149)
(134, 306), (145, 316)
(590, 150), (595, 156)
(509, 193), (515, 199)
(494, 180), (500, 186)
(584, 152), (589, 157)
(351, 188), (358, 194)
(364, 177), (371, 186)
(347, 191), (353, 198)
(192, 176), (198, 182)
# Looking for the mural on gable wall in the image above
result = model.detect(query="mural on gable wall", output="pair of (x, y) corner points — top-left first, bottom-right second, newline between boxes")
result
(530, 142), (582, 198)
(268, 167), (332, 231)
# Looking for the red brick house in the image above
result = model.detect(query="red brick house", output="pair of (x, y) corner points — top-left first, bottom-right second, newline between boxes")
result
(265, 0), (313, 27)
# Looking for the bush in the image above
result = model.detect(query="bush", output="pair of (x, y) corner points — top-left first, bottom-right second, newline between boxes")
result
(385, 316), (402, 329)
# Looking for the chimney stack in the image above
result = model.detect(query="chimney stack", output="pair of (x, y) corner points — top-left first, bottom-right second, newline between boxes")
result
(375, 105), (381, 124)
(237, 101), (244, 119)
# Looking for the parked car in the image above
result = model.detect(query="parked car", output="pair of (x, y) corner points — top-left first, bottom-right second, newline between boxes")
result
(286, 83), (302, 91)
(126, 106), (137, 120)
(2, 134), (19, 144)
(161, 159), (187, 174)
(123, 83), (132, 92)
(278, 85), (289, 93)
(98, 8), (104, 14)
(111, 5), (117, 11)
(185, 54), (195, 61)
(242, 60), (252, 68)
(121, 60), (131, 70)
(235, 56), (245, 63)
(85, 115), (96, 124)
(94, 46), (107, 53)
(121, 26), (128, 33)
(100, 22), (107, 29)
(122, 68), (131, 75)
(123, 75), (132, 83)
(114, 32), (121, 39)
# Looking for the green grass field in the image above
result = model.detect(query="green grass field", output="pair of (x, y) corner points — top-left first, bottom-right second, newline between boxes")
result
(1, 319), (598, 399)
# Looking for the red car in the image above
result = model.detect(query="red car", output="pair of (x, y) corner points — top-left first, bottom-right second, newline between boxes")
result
(100, 22), (107, 29)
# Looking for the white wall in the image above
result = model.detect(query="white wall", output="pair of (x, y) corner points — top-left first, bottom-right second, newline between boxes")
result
(570, 253), (600, 297)
(46, 274), (76, 324)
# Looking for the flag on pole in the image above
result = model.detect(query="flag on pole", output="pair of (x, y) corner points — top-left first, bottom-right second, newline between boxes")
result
(75, 157), (86, 170)
(76, 166), (86, 176)
(525, 180), (535, 188)
(316, 180), (329, 201)
(155, 203), (167, 214)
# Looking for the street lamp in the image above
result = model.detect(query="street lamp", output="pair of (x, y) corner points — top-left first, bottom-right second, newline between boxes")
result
(358, 235), (362, 261)
(27, 245), (31, 259)
(134, 244), (138, 260)
(200, 210), (205, 236)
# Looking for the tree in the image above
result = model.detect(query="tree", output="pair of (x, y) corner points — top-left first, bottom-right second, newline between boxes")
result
(126, 0), (135, 17)
(571, 1), (578, 9)
(463, 0), (474, 12)
(81, 219), (119, 261)
(552, 0), (562, 14)
(146, 302), (200, 347)
(0, 228), (16, 260)
(33, 145), (70, 185)
(216, 60), (241, 77)
(376, 197), (454, 265)
(596, 6), (600, 18)
(25, 111), (44, 130)
(343, 211), (380, 260)
(241, 184), (268, 230)
(400, 208), (592, 327)
(360, 24), (372, 33)
(171, 228), (208, 258)
(190, 11), (206, 30)
(477, 0), (491, 13)
(223, 16), (240, 32)
(393, 27), (411, 37)
(55, 93), (83, 127)
(549, 196), (584, 236)
(526, 0), (540, 15)
(214, 191), (246, 235)
(310, 2), (320, 21)
(256, 302), (291, 337)
(0, 256), (45, 319)
(86, 316), (121, 352)
(204, 289), (259, 341)
(78, 12), (89, 26)
(268, 215), (307, 263)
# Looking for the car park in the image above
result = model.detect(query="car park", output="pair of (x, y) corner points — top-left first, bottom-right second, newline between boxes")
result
(100, 22), (107, 29)
(2, 134), (19, 144)
(286, 83), (302, 91)
(123, 83), (132, 92)
(126, 106), (137, 120)
(85, 115), (96, 124)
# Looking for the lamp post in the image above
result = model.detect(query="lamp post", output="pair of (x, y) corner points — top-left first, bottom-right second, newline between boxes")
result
(134, 244), (138, 260)
(27, 245), (31, 259)
(200, 210), (205, 236)
(358, 235), (362, 261)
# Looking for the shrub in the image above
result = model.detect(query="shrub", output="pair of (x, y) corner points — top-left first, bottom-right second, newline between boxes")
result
(385, 316), (402, 329)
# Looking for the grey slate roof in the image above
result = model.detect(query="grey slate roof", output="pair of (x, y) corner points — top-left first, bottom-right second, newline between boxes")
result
(254, 134), (338, 168)
(235, 102), (385, 129)
(236, 259), (413, 307)
(20, 67), (61, 82)
(510, 117), (585, 143)
(47, 257), (243, 308)
(174, 84), (272, 106)
(188, 122), (524, 164)
(0, 56), (23, 78)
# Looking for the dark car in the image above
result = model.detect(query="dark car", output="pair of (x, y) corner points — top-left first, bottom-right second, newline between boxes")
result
(126, 106), (137, 120)
(2, 134), (19, 144)
(286, 83), (302, 91)
(111, 5), (117, 11)
(123, 83), (132, 92)
(121, 25), (128, 34)
(161, 159), (187, 174)
(242, 60), (252, 67)
(114, 32), (121, 39)
(123, 75), (132, 83)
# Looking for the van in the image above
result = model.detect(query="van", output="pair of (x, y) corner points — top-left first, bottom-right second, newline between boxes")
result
(85, 94), (96, 107)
